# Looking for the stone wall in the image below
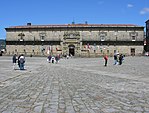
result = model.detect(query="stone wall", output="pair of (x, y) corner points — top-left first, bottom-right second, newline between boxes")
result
(5, 25), (144, 57)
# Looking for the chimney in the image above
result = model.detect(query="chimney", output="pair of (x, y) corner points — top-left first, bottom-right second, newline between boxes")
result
(27, 23), (31, 26)
(72, 21), (75, 25)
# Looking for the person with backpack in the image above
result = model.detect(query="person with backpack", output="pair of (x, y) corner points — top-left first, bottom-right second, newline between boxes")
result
(51, 56), (55, 64)
(19, 54), (25, 70)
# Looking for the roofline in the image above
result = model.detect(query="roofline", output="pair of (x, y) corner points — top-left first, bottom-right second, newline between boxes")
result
(5, 24), (144, 30)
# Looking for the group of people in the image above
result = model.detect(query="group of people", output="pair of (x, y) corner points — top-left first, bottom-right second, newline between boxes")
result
(12, 54), (25, 70)
(47, 54), (60, 64)
(104, 53), (124, 66)
(12, 53), (124, 69)
(113, 53), (124, 65)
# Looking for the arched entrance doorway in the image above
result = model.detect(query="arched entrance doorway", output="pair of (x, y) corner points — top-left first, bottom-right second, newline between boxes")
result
(68, 45), (75, 56)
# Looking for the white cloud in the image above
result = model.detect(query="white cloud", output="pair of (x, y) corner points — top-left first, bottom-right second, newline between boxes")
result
(127, 4), (133, 8)
(140, 8), (149, 15)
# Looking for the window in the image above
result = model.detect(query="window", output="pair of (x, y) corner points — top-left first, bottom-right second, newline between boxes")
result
(20, 37), (24, 41)
(24, 49), (26, 54)
(41, 36), (45, 41)
(101, 49), (103, 53)
(39, 32), (46, 41)
(132, 36), (136, 41)
(130, 32), (138, 41)
(18, 33), (25, 41)
(114, 50), (116, 53)
(99, 32), (107, 41)
(100, 36), (105, 41)
(107, 50), (109, 54)
(94, 50), (96, 53)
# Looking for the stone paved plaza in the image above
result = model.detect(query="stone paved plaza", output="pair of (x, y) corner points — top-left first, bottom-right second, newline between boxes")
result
(0, 56), (149, 113)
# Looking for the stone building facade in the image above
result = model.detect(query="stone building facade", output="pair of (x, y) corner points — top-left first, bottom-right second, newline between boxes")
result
(5, 23), (144, 57)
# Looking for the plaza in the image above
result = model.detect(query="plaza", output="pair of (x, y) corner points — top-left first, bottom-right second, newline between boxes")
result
(0, 56), (149, 113)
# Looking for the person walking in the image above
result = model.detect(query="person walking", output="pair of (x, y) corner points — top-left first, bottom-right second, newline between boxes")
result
(12, 54), (17, 70)
(114, 53), (118, 65)
(55, 55), (59, 64)
(47, 55), (52, 63)
(104, 54), (108, 66)
(18, 54), (21, 68)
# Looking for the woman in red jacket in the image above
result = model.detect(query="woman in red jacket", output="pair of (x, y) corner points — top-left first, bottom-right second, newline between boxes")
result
(104, 54), (108, 66)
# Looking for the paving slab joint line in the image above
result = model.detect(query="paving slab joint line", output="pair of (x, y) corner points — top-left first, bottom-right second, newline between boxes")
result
(0, 72), (30, 83)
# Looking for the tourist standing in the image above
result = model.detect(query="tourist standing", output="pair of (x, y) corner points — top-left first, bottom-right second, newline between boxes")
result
(51, 56), (55, 64)
(12, 54), (17, 70)
(47, 55), (52, 63)
(19, 54), (25, 70)
(18, 54), (21, 68)
(104, 54), (108, 66)
(114, 53), (118, 65)
(119, 54), (123, 65)
(55, 55), (59, 64)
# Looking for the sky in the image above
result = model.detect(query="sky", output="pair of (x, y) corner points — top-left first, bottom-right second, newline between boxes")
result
(0, 0), (149, 39)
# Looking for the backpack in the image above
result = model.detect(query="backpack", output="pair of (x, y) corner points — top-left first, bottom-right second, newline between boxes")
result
(20, 58), (25, 63)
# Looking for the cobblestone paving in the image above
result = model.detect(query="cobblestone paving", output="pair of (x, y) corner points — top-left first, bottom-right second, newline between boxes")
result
(0, 56), (149, 113)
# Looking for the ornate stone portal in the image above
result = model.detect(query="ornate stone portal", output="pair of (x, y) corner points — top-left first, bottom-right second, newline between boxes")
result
(63, 32), (81, 56)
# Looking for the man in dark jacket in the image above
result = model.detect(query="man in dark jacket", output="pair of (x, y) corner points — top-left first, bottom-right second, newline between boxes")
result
(119, 54), (123, 65)
(12, 54), (17, 70)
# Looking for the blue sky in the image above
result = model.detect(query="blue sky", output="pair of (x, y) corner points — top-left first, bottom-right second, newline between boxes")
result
(0, 0), (149, 39)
